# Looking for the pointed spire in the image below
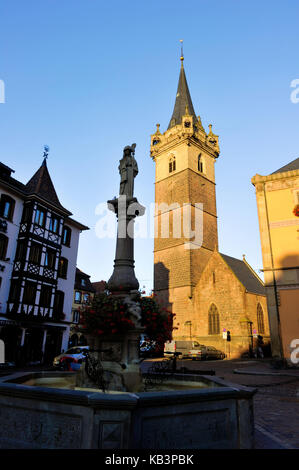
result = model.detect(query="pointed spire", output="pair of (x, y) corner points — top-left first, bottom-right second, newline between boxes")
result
(25, 147), (70, 213)
(168, 44), (198, 130)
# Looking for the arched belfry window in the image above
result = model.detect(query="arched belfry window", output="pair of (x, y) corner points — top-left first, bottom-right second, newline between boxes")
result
(208, 303), (220, 335)
(257, 303), (265, 334)
(169, 156), (176, 173)
(198, 154), (203, 173)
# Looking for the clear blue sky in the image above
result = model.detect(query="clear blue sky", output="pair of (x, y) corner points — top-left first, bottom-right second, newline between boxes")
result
(1, 0), (299, 293)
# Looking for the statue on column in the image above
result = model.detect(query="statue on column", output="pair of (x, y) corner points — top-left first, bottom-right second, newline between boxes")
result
(118, 143), (138, 197)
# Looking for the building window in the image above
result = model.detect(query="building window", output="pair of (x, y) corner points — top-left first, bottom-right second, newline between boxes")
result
(44, 248), (56, 270)
(83, 293), (90, 304)
(62, 226), (71, 247)
(15, 240), (27, 261)
(257, 303), (265, 334)
(74, 291), (81, 303)
(58, 257), (68, 279)
(81, 278), (86, 287)
(39, 285), (52, 308)
(73, 310), (80, 324)
(208, 303), (220, 335)
(49, 216), (59, 234)
(34, 207), (46, 227)
(54, 290), (64, 313)
(198, 154), (203, 172)
(0, 195), (15, 221)
(9, 280), (21, 302)
(0, 234), (8, 260)
(21, 204), (33, 223)
(169, 157), (176, 173)
(23, 281), (37, 305)
(29, 242), (42, 265)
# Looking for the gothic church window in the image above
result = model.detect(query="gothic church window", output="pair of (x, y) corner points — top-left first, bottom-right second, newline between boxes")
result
(208, 303), (220, 335)
(198, 154), (203, 173)
(257, 303), (265, 334)
(169, 156), (176, 173)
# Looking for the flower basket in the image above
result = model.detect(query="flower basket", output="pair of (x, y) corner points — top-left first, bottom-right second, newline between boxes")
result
(78, 293), (175, 348)
(293, 204), (299, 217)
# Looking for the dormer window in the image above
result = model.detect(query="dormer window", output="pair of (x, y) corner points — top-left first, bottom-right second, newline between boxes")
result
(198, 154), (203, 173)
(153, 139), (160, 146)
(169, 156), (176, 173)
(184, 121), (191, 128)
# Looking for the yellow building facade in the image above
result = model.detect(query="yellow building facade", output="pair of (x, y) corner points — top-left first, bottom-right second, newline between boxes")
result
(252, 159), (299, 362)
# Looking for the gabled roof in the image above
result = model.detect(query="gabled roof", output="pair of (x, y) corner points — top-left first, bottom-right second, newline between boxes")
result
(271, 157), (299, 174)
(220, 253), (265, 296)
(75, 268), (96, 293)
(25, 159), (70, 214)
(168, 60), (198, 130)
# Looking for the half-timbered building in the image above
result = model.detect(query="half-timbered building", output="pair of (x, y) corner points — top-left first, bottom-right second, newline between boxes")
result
(0, 158), (88, 365)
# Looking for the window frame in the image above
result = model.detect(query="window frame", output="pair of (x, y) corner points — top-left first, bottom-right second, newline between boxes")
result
(0, 194), (15, 221)
(58, 257), (68, 279)
(23, 281), (37, 305)
(0, 234), (8, 260)
(62, 226), (72, 247)
(44, 248), (56, 270)
(39, 284), (52, 308)
(74, 291), (81, 304)
(208, 303), (220, 335)
(29, 242), (42, 265)
(34, 207), (46, 227)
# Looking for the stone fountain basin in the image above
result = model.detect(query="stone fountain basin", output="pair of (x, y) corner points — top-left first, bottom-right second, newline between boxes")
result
(0, 371), (255, 449)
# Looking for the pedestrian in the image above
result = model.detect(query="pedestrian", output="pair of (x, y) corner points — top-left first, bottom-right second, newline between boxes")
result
(254, 335), (264, 359)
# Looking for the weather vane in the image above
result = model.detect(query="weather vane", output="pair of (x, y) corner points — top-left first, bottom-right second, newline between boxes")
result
(43, 145), (50, 160)
(180, 39), (184, 62)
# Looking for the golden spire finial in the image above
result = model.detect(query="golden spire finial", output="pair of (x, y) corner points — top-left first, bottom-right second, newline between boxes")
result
(180, 39), (184, 66)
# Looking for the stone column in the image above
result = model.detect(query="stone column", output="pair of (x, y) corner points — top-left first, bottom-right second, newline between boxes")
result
(107, 195), (145, 294)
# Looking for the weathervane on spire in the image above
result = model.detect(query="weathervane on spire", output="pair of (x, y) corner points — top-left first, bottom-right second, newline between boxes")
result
(43, 145), (49, 163)
(180, 39), (184, 64)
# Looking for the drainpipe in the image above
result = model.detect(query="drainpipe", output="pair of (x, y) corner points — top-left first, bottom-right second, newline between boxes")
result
(263, 183), (284, 360)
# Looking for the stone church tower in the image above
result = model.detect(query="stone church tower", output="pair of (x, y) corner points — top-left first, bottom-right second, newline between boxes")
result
(150, 54), (220, 338)
(150, 54), (270, 358)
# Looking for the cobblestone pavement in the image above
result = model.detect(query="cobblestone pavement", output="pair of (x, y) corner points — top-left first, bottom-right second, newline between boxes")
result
(142, 357), (299, 449)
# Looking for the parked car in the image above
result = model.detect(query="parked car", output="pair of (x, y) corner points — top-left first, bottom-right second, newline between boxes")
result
(164, 340), (204, 359)
(53, 346), (89, 368)
(164, 340), (225, 361)
(189, 345), (225, 361)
